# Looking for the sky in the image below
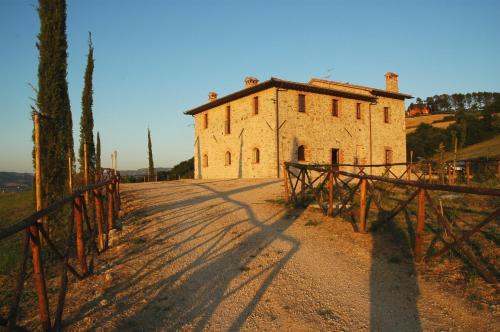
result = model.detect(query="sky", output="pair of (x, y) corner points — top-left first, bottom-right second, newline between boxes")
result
(1, 0), (499, 172)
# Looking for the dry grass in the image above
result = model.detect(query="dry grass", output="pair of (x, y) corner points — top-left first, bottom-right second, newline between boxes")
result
(440, 135), (500, 160)
(406, 114), (452, 128)
(405, 114), (456, 133)
(0, 191), (34, 274)
(359, 182), (499, 311)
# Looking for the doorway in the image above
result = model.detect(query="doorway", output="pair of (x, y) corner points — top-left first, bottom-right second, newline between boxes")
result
(331, 148), (339, 170)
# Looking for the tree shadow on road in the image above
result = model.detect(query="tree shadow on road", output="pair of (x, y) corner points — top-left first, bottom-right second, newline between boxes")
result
(66, 179), (303, 331)
(369, 209), (422, 331)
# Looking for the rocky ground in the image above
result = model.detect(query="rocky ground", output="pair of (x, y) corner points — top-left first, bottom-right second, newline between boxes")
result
(16, 179), (498, 331)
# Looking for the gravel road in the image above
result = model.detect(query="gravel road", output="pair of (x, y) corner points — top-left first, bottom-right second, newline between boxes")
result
(59, 179), (496, 331)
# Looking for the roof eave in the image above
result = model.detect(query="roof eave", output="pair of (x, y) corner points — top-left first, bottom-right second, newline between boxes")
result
(183, 78), (378, 116)
(371, 89), (413, 100)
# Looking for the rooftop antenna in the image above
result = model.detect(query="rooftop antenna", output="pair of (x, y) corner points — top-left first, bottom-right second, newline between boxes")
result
(324, 68), (334, 80)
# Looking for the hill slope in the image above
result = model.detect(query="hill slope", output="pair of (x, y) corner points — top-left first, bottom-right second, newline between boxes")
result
(440, 135), (500, 160)
(0, 172), (32, 192)
(406, 114), (455, 133)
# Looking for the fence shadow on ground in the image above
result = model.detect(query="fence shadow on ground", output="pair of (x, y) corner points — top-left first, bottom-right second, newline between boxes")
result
(64, 179), (302, 330)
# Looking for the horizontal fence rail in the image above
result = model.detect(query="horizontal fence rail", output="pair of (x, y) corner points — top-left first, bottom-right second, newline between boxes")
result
(0, 170), (121, 331)
(301, 158), (500, 186)
(283, 162), (500, 284)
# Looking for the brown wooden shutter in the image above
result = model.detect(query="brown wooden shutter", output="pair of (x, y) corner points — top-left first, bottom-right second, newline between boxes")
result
(298, 94), (305, 113)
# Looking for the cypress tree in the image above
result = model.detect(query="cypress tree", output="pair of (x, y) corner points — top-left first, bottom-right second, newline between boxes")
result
(96, 132), (101, 171)
(35, 0), (73, 205)
(147, 128), (155, 181)
(79, 32), (95, 173)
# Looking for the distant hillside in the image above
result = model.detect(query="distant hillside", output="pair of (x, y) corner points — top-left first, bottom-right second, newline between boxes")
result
(406, 114), (456, 133)
(439, 135), (500, 160)
(119, 167), (171, 176)
(0, 172), (33, 192)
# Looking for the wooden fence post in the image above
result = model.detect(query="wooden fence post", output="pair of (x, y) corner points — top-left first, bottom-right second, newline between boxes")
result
(29, 225), (51, 331)
(32, 112), (51, 331)
(359, 178), (367, 232)
(327, 171), (334, 216)
(283, 163), (289, 201)
(68, 154), (73, 192)
(84, 143), (90, 206)
(94, 189), (104, 250)
(415, 188), (426, 262)
(466, 160), (471, 185)
(113, 181), (119, 219)
(300, 170), (306, 200)
(107, 183), (115, 230)
(74, 195), (88, 275)
(428, 162), (432, 183)
(33, 112), (48, 243)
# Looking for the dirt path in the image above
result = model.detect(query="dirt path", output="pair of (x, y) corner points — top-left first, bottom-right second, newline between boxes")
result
(59, 179), (496, 331)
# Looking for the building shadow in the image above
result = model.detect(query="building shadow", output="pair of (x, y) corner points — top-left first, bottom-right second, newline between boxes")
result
(369, 209), (422, 331)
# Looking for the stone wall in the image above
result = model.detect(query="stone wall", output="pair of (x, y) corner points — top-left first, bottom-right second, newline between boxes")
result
(193, 88), (278, 179)
(193, 82), (407, 179)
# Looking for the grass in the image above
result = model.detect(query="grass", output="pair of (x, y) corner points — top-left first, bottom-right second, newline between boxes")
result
(304, 219), (321, 226)
(0, 191), (34, 274)
(439, 135), (500, 160)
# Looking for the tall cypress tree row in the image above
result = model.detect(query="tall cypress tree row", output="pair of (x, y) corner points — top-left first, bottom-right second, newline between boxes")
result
(96, 131), (101, 171)
(35, 0), (73, 205)
(147, 128), (155, 181)
(79, 32), (95, 173)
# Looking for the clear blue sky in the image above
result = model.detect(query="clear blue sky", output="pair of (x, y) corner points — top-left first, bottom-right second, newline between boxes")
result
(1, 0), (499, 172)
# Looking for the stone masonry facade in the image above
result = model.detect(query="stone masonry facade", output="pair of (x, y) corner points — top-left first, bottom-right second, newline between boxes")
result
(185, 73), (412, 179)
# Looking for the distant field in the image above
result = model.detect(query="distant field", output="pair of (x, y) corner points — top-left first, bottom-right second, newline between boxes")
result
(406, 114), (455, 133)
(440, 135), (500, 160)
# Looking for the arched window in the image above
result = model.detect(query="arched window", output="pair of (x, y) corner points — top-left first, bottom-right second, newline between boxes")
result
(225, 151), (231, 166)
(253, 148), (260, 164)
(297, 145), (305, 161)
(202, 154), (208, 167)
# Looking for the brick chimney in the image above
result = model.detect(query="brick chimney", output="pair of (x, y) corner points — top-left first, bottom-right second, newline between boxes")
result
(385, 72), (399, 92)
(208, 92), (218, 101)
(244, 77), (259, 88)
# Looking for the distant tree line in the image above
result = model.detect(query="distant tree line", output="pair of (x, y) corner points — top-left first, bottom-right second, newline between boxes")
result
(410, 92), (500, 114)
(407, 95), (500, 160)
(121, 158), (194, 183)
(159, 157), (194, 180)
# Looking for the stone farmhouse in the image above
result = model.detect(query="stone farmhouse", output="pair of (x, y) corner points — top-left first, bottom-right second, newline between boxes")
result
(184, 73), (412, 179)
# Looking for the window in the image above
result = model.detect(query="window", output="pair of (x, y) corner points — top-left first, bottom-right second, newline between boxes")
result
(202, 154), (208, 167)
(297, 145), (305, 161)
(332, 99), (339, 117)
(225, 151), (231, 166)
(331, 148), (339, 169)
(203, 113), (208, 129)
(225, 106), (231, 134)
(385, 149), (393, 164)
(384, 107), (390, 123)
(298, 94), (305, 113)
(253, 96), (259, 115)
(253, 148), (260, 164)
(356, 103), (361, 119)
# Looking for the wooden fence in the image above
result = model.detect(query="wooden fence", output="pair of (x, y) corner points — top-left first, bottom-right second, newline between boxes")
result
(301, 159), (500, 186)
(0, 170), (120, 331)
(283, 162), (500, 284)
